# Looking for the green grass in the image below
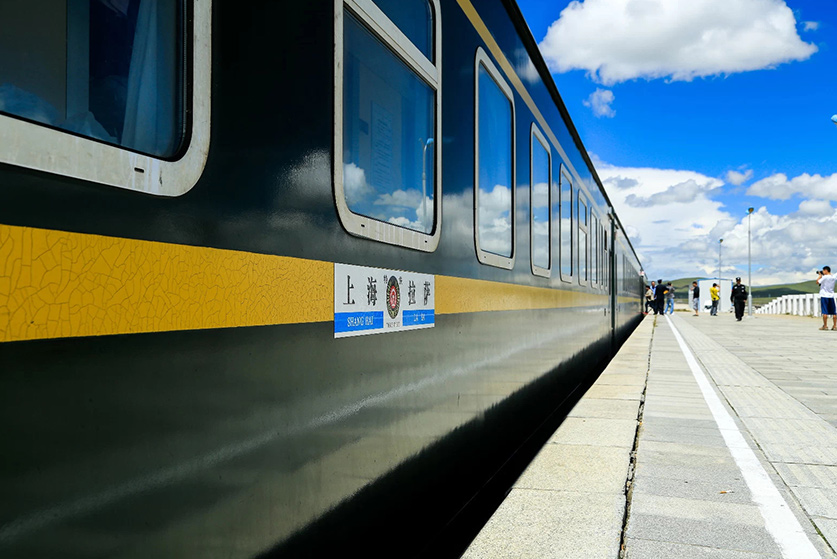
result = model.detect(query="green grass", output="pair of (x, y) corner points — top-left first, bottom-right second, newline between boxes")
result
(655, 278), (820, 302)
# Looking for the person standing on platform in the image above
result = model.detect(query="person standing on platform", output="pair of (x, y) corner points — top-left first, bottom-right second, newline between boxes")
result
(691, 281), (700, 316)
(654, 279), (666, 315)
(645, 283), (655, 314)
(664, 282), (675, 314)
(817, 266), (837, 331)
(731, 277), (748, 321)
(710, 283), (720, 316)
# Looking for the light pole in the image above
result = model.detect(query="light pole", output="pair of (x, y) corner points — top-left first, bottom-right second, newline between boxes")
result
(748, 207), (754, 317)
(718, 238), (723, 286)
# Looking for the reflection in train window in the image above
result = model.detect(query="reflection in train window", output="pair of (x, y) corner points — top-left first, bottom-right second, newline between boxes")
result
(342, 13), (435, 234)
(371, 0), (434, 61)
(336, 0), (441, 251)
(0, 0), (184, 158)
(475, 49), (515, 269)
(559, 167), (573, 281)
(578, 194), (588, 285)
(530, 125), (551, 277)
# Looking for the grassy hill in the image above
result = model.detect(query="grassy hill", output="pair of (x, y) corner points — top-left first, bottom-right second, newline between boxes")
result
(751, 280), (818, 298)
(658, 277), (820, 304)
(642, 277), (701, 300)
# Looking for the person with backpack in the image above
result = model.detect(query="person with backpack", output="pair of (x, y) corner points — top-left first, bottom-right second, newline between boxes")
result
(664, 282), (675, 314)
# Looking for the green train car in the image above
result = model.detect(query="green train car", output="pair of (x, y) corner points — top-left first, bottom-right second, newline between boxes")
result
(0, 0), (644, 557)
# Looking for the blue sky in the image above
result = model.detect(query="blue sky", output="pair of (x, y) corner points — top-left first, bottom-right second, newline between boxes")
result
(516, 0), (837, 285)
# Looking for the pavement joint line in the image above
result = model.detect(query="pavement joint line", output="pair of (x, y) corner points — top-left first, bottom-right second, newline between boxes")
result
(618, 315), (655, 559)
(664, 315), (822, 559)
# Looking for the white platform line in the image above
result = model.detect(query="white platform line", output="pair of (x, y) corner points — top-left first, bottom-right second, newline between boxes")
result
(665, 316), (821, 559)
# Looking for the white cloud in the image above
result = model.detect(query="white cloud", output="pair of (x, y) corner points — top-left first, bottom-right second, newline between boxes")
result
(538, 0), (817, 84)
(479, 184), (513, 216)
(747, 172), (837, 201)
(518, 58), (541, 85)
(624, 179), (714, 207)
(375, 189), (423, 208)
(603, 176), (639, 190)
(583, 88), (616, 117)
(802, 21), (820, 32)
(705, 205), (837, 284)
(532, 181), (550, 208)
(478, 184), (513, 256)
(599, 163), (727, 275)
(796, 199), (833, 217)
(726, 169), (753, 185)
(600, 161), (837, 285)
(343, 162), (374, 206)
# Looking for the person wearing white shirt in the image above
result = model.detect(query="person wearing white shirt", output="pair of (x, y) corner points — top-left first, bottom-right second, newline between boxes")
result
(817, 266), (837, 331)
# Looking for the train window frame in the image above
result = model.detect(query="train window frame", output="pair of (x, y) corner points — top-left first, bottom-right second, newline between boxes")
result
(559, 165), (573, 283)
(601, 225), (606, 291)
(334, 0), (442, 252)
(474, 47), (516, 270)
(529, 123), (551, 278)
(591, 212), (599, 288)
(577, 191), (589, 286)
(0, 0), (211, 197)
(604, 225), (610, 290)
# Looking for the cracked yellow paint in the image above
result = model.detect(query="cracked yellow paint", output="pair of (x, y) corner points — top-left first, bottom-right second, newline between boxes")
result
(0, 224), (333, 342)
(0, 224), (619, 343)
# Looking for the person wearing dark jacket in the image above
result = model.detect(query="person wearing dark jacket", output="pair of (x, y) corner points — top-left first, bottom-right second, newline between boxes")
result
(731, 277), (748, 321)
(654, 279), (666, 315)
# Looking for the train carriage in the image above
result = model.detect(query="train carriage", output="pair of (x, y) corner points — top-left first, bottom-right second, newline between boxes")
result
(0, 0), (643, 557)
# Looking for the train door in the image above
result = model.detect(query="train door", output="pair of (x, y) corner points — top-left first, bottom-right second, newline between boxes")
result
(609, 215), (618, 351)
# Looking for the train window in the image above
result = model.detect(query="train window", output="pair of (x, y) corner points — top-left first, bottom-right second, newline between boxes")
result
(604, 227), (610, 289)
(530, 124), (551, 277)
(475, 48), (515, 269)
(599, 222), (605, 289)
(591, 213), (599, 287)
(559, 166), (573, 282)
(0, 0), (210, 196)
(335, 0), (442, 251)
(578, 193), (588, 285)
(371, 0), (434, 61)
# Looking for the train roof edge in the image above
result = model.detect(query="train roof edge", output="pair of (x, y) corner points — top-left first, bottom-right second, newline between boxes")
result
(499, 0), (642, 266)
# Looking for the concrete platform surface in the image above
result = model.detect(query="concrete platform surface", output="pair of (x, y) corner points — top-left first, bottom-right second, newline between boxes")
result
(462, 313), (837, 559)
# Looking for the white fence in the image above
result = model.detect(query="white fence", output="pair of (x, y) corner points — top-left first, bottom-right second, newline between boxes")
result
(757, 293), (832, 317)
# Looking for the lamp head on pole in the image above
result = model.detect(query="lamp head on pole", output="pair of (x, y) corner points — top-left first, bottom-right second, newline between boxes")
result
(748, 207), (754, 214)
(832, 115), (837, 126)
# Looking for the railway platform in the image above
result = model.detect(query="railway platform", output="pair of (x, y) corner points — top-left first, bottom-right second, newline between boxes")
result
(463, 312), (837, 558)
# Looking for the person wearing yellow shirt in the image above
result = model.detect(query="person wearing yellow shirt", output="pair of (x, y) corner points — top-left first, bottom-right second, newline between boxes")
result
(710, 283), (720, 316)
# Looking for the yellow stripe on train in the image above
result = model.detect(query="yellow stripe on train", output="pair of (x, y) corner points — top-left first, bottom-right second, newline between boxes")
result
(0, 224), (333, 342)
(0, 224), (609, 342)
